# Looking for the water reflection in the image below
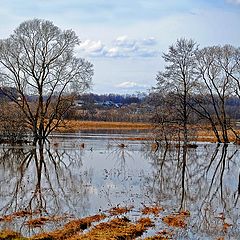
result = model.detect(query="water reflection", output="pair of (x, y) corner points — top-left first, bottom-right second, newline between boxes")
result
(0, 143), (92, 234)
(145, 143), (240, 237)
(0, 135), (240, 238)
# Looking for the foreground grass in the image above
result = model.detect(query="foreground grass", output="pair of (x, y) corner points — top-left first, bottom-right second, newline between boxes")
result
(0, 205), (232, 239)
(0, 206), (191, 240)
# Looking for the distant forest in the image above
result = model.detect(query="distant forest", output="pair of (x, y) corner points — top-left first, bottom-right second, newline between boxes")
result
(77, 93), (145, 104)
(0, 88), (145, 105)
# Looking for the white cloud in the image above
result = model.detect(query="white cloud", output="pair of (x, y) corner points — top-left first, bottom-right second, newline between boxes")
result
(76, 36), (159, 58)
(76, 39), (107, 57)
(116, 81), (148, 89)
(111, 36), (159, 58)
(105, 47), (124, 57)
(78, 40), (104, 53)
(114, 35), (136, 48)
(141, 37), (157, 46)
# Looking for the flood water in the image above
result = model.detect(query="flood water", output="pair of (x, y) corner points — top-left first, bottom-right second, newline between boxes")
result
(0, 131), (240, 239)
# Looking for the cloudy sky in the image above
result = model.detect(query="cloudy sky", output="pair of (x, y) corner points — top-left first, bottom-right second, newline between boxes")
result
(0, 0), (239, 94)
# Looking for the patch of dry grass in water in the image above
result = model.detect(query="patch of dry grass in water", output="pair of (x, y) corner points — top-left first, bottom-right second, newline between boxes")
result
(70, 217), (153, 240)
(1, 207), (232, 239)
(141, 206), (163, 216)
(144, 230), (172, 240)
(25, 215), (68, 228)
(0, 210), (34, 223)
(108, 206), (133, 216)
(0, 229), (25, 239)
(32, 214), (106, 240)
(162, 210), (190, 228)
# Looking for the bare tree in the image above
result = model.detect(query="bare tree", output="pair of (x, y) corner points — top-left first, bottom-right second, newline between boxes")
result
(0, 19), (93, 144)
(193, 46), (236, 143)
(219, 46), (240, 93)
(155, 38), (198, 145)
(217, 46), (240, 140)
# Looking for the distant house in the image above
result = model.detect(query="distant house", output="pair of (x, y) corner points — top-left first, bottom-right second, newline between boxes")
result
(102, 101), (121, 108)
(73, 100), (84, 107)
(102, 101), (114, 107)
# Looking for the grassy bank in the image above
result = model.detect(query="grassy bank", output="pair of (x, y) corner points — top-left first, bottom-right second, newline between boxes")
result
(57, 120), (152, 132)
(55, 120), (240, 143)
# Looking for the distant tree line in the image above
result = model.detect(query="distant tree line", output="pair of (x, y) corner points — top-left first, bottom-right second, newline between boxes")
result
(0, 91), (145, 105)
(76, 93), (144, 105)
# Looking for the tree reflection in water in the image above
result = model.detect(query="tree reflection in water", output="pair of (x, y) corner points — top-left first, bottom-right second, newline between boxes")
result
(0, 142), (92, 234)
(144, 143), (240, 237)
(0, 137), (240, 238)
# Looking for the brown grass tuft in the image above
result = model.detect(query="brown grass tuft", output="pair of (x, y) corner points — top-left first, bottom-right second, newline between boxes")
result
(25, 217), (49, 228)
(71, 217), (153, 240)
(141, 206), (163, 216)
(32, 214), (106, 240)
(0, 229), (23, 239)
(144, 234), (170, 240)
(162, 211), (190, 228)
(108, 206), (133, 216)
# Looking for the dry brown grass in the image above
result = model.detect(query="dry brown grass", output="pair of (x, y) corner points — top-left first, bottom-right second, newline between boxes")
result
(194, 132), (239, 142)
(32, 214), (106, 240)
(70, 217), (153, 240)
(108, 206), (133, 216)
(0, 206), (233, 239)
(1, 114), (236, 143)
(0, 229), (24, 239)
(141, 206), (163, 216)
(56, 120), (240, 143)
(144, 230), (172, 240)
(189, 124), (240, 142)
(57, 120), (240, 142)
(56, 120), (152, 132)
(0, 211), (68, 228)
(162, 211), (190, 228)
(25, 215), (68, 228)
(0, 210), (33, 223)
(144, 237), (169, 240)
(25, 217), (49, 228)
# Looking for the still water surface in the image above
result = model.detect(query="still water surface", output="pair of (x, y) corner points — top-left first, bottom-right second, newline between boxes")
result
(0, 131), (240, 239)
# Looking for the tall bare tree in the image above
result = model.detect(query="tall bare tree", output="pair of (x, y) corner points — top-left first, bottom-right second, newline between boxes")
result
(217, 46), (240, 140)
(0, 19), (93, 144)
(155, 38), (198, 145)
(194, 46), (236, 143)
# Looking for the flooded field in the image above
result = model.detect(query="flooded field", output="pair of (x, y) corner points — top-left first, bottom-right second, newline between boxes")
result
(0, 131), (240, 239)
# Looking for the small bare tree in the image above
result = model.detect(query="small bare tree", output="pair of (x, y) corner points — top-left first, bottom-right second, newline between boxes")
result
(0, 19), (93, 144)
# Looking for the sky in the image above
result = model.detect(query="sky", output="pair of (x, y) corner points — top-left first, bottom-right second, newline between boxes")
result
(0, 0), (239, 94)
